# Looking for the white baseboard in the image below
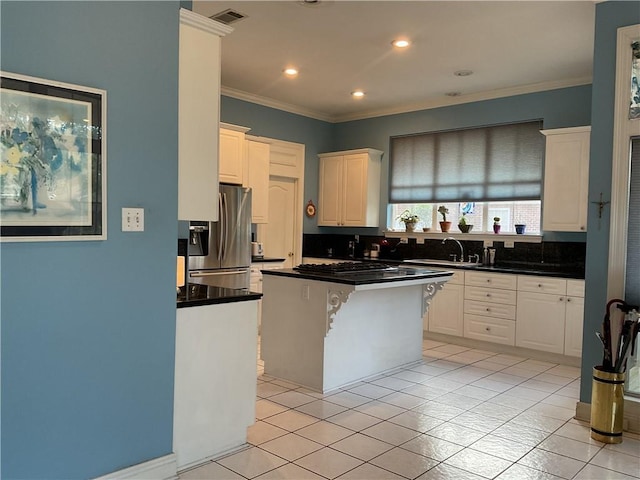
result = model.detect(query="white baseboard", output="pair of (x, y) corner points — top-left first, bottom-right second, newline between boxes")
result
(93, 453), (177, 480)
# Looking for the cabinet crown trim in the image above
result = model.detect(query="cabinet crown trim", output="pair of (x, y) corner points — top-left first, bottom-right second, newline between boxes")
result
(318, 148), (384, 158)
(221, 122), (251, 133)
(180, 8), (234, 36)
(541, 126), (591, 136)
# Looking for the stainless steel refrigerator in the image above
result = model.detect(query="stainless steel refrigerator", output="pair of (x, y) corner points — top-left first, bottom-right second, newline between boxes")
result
(188, 184), (252, 290)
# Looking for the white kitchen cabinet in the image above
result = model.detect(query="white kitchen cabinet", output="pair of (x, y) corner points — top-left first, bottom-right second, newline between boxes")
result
(516, 290), (567, 354)
(427, 271), (465, 336)
(463, 271), (517, 346)
(564, 295), (585, 357)
(317, 149), (383, 227)
(220, 123), (250, 185)
(174, 300), (258, 471)
(541, 126), (591, 232)
(246, 137), (270, 223)
(178, 9), (231, 221)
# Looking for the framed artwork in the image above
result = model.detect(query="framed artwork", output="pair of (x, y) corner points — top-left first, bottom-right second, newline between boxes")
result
(0, 72), (106, 241)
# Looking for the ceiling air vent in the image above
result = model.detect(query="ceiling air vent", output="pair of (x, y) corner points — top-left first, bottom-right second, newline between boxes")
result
(209, 9), (247, 25)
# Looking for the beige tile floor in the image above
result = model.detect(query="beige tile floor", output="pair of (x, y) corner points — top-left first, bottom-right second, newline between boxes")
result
(180, 340), (640, 480)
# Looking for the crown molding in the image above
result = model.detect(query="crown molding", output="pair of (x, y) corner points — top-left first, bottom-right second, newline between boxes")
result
(180, 8), (233, 37)
(220, 86), (334, 122)
(333, 76), (593, 123)
(222, 76), (592, 124)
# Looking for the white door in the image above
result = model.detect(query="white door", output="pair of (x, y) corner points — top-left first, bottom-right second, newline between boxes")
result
(263, 176), (297, 268)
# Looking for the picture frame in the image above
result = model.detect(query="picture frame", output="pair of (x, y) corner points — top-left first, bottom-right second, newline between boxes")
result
(0, 72), (106, 242)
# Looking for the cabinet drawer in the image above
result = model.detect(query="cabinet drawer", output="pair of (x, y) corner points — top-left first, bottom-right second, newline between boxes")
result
(566, 279), (585, 297)
(464, 286), (516, 305)
(464, 314), (516, 346)
(465, 271), (517, 290)
(517, 276), (566, 295)
(464, 300), (516, 320)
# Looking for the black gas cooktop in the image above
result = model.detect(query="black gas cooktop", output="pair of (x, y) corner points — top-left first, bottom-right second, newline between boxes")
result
(294, 261), (398, 275)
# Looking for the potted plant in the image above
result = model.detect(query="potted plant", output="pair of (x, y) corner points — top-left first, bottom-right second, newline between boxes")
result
(493, 217), (501, 234)
(515, 223), (526, 234)
(397, 210), (419, 232)
(458, 213), (473, 233)
(437, 205), (451, 233)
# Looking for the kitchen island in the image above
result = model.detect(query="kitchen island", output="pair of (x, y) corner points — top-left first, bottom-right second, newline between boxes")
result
(261, 263), (451, 392)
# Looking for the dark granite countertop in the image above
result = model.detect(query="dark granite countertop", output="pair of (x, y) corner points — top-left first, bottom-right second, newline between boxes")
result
(177, 284), (262, 309)
(261, 265), (452, 286)
(252, 257), (286, 263)
(302, 255), (584, 279)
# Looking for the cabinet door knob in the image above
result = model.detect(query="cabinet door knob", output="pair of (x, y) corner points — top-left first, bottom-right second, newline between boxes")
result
(485, 327), (491, 331)
(486, 293), (491, 297)
(486, 279), (491, 283)
(566, 298), (571, 302)
(538, 284), (543, 288)
(559, 297), (564, 301)
(486, 308), (491, 312)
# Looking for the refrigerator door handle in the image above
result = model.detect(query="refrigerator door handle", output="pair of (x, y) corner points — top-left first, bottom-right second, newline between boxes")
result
(217, 193), (224, 262)
(190, 269), (248, 277)
(221, 192), (228, 262)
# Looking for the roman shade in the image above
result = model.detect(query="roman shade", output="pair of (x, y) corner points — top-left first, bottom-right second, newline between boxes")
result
(389, 120), (544, 203)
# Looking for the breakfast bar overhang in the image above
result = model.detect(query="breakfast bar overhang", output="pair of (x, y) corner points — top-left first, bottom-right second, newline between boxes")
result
(261, 264), (452, 393)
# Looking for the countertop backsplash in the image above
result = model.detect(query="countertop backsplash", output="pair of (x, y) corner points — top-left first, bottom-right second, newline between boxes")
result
(302, 233), (585, 278)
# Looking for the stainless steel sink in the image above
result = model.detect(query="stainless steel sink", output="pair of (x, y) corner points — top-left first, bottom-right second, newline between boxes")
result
(402, 259), (483, 268)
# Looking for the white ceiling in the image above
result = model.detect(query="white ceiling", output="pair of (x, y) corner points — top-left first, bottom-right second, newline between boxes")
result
(193, 1), (596, 123)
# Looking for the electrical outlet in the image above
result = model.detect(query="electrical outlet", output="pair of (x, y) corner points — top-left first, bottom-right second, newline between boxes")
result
(416, 236), (424, 244)
(400, 237), (408, 244)
(122, 207), (144, 232)
(504, 240), (514, 248)
(484, 239), (494, 247)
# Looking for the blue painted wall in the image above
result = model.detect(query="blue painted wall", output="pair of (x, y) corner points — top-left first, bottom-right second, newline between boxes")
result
(581, 1), (640, 403)
(1, 2), (180, 478)
(223, 86), (592, 239)
(221, 96), (335, 235)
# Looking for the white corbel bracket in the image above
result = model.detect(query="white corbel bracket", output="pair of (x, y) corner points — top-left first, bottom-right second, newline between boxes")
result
(423, 281), (445, 316)
(326, 287), (355, 335)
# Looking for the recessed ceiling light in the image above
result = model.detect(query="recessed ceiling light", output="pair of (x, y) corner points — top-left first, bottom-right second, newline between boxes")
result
(283, 67), (299, 77)
(392, 39), (411, 48)
(445, 91), (462, 97)
(351, 90), (365, 98)
(454, 70), (474, 77)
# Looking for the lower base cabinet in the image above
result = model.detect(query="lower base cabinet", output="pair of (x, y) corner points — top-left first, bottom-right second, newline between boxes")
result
(516, 291), (566, 354)
(424, 268), (584, 358)
(426, 271), (464, 336)
(174, 301), (258, 471)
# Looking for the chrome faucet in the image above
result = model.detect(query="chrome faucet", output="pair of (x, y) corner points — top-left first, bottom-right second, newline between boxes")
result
(442, 237), (464, 263)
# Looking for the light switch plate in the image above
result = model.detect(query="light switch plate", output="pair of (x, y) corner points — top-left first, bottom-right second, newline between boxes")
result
(122, 208), (144, 232)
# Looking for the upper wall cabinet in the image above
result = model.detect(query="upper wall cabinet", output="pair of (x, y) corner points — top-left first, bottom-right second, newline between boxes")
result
(220, 123), (251, 186)
(541, 126), (591, 232)
(318, 149), (383, 227)
(246, 136), (270, 224)
(178, 9), (232, 221)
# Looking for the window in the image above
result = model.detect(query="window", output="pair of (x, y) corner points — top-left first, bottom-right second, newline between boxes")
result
(388, 120), (544, 232)
(389, 120), (545, 204)
(390, 201), (541, 233)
